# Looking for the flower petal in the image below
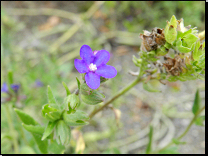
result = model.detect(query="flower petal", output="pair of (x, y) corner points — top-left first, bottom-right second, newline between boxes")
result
(1, 82), (8, 93)
(85, 72), (100, 89)
(93, 50), (110, 67)
(95, 64), (117, 78)
(74, 59), (89, 73)
(80, 45), (94, 65)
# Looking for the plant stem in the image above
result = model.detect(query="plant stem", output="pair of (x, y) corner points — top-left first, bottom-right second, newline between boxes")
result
(89, 75), (143, 119)
(155, 105), (205, 153)
(5, 104), (19, 154)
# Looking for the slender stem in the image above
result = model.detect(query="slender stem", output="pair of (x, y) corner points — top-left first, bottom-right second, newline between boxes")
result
(155, 105), (205, 153)
(5, 104), (19, 154)
(89, 75), (143, 119)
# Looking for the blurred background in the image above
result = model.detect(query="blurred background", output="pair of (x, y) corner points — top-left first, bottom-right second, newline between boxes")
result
(1, 1), (205, 154)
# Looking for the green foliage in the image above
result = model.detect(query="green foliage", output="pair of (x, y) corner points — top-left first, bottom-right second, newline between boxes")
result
(63, 110), (89, 126)
(42, 121), (58, 141)
(159, 146), (180, 154)
(192, 89), (200, 115)
(165, 15), (177, 44)
(47, 85), (57, 104)
(80, 83), (105, 105)
(32, 133), (48, 154)
(55, 120), (71, 145)
(146, 125), (153, 154)
(172, 138), (186, 145)
(48, 141), (65, 154)
(194, 115), (205, 126)
(62, 82), (71, 96)
(22, 124), (45, 135)
(143, 81), (161, 92)
(14, 108), (39, 126)
(65, 94), (80, 110)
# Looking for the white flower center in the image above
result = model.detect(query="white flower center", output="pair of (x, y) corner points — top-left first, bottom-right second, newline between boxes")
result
(89, 63), (97, 72)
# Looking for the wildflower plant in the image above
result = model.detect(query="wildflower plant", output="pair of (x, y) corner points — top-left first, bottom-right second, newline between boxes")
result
(12, 15), (205, 154)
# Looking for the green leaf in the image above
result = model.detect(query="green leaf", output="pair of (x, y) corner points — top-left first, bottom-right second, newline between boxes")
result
(192, 89), (200, 115)
(63, 110), (89, 126)
(55, 120), (71, 145)
(194, 115), (205, 126)
(14, 108), (39, 125)
(164, 15), (177, 44)
(42, 121), (57, 140)
(20, 146), (36, 154)
(22, 124), (44, 135)
(143, 81), (161, 92)
(80, 83), (105, 105)
(193, 41), (201, 61)
(76, 77), (81, 89)
(7, 70), (13, 85)
(146, 125), (153, 154)
(32, 133), (48, 154)
(169, 15), (177, 28)
(42, 104), (61, 121)
(159, 146), (179, 154)
(198, 53), (205, 68)
(62, 82), (71, 96)
(182, 33), (198, 48)
(176, 38), (191, 53)
(48, 141), (65, 154)
(65, 94), (80, 110)
(47, 85), (57, 104)
(172, 138), (186, 145)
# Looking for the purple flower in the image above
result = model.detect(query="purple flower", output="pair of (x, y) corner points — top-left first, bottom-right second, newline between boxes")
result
(35, 79), (43, 87)
(74, 45), (117, 89)
(1, 82), (8, 93)
(11, 84), (20, 93)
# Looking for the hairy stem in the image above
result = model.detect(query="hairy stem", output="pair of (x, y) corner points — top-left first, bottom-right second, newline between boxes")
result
(89, 75), (143, 118)
(155, 105), (205, 153)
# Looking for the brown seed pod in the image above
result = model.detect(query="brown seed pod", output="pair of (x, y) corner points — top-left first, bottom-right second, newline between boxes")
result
(140, 27), (166, 52)
(163, 55), (186, 76)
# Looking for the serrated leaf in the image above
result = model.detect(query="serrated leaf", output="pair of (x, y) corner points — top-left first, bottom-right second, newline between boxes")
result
(22, 124), (44, 135)
(32, 133), (48, 154)
(192, 89), (200, 115)
(62, 82), (71, 96)
(47, 85), (57, 104)
(146, 125), (153, 154)
(80, 83), (105, 105)
(143, 81), (161, 92)
(14, 108), (39, 126)
(55, 120), (71, 145)
(48, 141), (65, 154)
(42, 121), (57, 140)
